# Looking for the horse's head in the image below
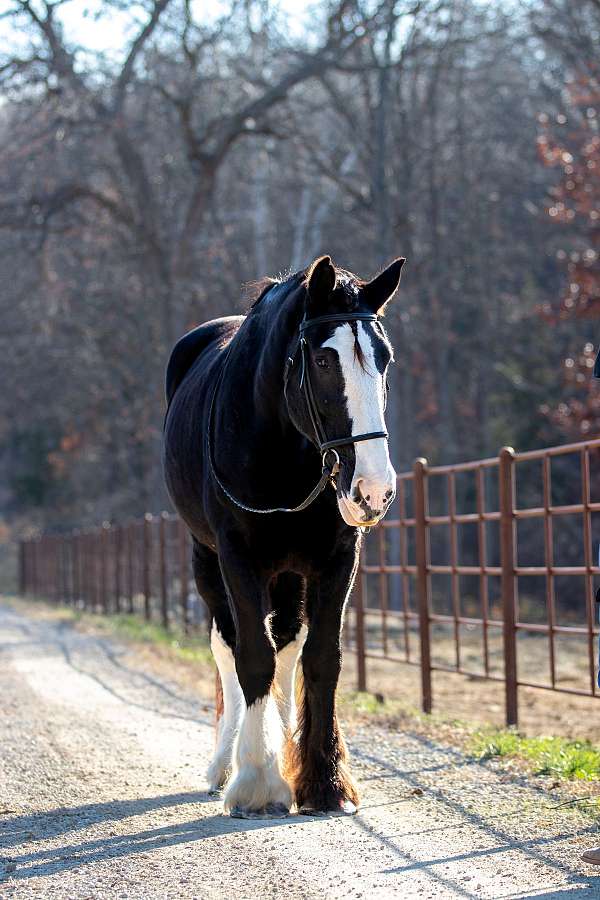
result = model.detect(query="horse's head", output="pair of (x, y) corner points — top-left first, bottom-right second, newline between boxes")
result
(286, 255), (404, 528)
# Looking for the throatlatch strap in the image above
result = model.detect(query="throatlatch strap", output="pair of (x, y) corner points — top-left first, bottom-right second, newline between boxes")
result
(321, 432), (388, 450)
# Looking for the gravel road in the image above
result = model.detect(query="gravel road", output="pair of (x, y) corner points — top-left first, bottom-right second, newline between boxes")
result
(1, 599), (599, 899)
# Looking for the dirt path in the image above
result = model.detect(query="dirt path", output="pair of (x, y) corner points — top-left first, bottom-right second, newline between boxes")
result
(0, 600), (599, 899)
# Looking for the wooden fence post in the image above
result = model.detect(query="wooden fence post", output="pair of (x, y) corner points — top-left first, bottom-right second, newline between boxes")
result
(354, 546), (367, 693)
(499, 446), (518, 727)
(414, 457), (432, 714)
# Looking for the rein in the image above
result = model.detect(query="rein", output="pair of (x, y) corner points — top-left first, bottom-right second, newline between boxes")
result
(207, 311), (388, 515)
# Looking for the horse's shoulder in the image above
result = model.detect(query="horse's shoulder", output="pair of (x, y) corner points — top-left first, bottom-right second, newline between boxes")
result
(166, 315), (245, 405)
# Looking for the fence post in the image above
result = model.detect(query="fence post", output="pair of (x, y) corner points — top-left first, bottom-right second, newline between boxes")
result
(18, 540), (26, 596)
(53, 536), (61, 603)
(101, 525), (110, 613)
(127, 522), (135, 614)
(178, 518), (189, 633)
(143, 514), (152, 621)
(28, 540), (33, 596)
(72, 533), (80, 607)
(499, 446), (518, 727)
(114, 525), (122, 614)
(414, 457), (432, 714)
(159, 512), (169, 629)
(85, 533), (93, 611)
(354, 546), (367, 693)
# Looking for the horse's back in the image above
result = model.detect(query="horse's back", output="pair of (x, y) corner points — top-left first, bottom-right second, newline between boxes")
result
(165, 315), (245, 406)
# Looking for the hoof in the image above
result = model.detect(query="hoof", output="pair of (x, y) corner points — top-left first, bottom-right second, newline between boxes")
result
(207, 787), (222, 798)
(299, 799), (357, 817)
(230, 802), (290, 820)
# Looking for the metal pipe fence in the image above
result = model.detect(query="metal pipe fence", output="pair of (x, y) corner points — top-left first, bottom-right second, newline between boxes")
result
(355, 438), (600, 726)
(20, 513), (201, 633)
(18, 437), (600, 727)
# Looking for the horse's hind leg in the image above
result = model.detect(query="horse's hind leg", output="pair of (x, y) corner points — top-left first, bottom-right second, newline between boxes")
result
(192, 541), (242, 792)
(218, 542), (292, 818)
(270, 573), (307, 737)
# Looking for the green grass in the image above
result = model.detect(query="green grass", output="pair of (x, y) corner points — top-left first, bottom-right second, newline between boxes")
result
(342, 687), (600, 785)
(342, 691), (389, 714)
(472, 729), (600, 781)
(6, 596), (213, 667)
(79, 612), (213, 665)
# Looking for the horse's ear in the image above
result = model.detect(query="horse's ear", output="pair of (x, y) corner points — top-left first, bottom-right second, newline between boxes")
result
(363, 258), (405, 313)
(305, 255), (336, 313)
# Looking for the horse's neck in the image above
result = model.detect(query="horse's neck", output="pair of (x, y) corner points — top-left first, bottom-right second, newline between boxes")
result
(217, 299), (310, 470)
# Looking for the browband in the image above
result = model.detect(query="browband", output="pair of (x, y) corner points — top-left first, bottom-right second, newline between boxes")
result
(300, 312), (378, 333)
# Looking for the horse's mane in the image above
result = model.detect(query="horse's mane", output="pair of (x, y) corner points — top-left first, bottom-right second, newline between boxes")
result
(245, 264), (368, 314)
(244, 265), (369, 371)
(244, 277), (280, 309)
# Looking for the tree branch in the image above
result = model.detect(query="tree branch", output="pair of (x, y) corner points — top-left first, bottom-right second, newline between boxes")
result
(112, 0), (174, 114)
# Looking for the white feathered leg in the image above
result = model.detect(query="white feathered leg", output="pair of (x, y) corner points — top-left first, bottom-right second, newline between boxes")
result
(223, 692), (292, 818)
(206, 625), (243, 792)
(275, 625), (307, 735)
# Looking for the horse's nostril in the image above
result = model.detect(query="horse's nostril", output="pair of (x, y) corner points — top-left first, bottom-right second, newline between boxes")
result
(384, 489), (394, 501)
(364, 494), (371, 502)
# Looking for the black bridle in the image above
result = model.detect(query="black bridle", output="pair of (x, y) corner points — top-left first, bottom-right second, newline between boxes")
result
(207, 311), (388, 515)
(297, 312), (388, 452)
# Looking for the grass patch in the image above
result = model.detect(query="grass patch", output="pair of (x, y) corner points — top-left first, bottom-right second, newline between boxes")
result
(342, 691), (389, 714)
(472, 729), (600, 781)
(77, 612), (213, 665)
(5, 596), (212, 667)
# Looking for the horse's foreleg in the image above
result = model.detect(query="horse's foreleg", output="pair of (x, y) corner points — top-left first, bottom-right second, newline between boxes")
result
(218, 544), (292, 818)
(293, 548), (360, 815)
(191, 542), (240, 792)
(207, 624), (243, 792)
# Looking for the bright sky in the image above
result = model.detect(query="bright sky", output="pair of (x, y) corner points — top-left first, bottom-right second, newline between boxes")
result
(2, 0), (317, 63)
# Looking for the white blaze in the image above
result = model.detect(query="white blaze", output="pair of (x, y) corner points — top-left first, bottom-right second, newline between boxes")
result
(322, 322), (396, 524)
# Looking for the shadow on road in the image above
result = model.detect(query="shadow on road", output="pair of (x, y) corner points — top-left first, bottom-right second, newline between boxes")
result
(2, 601), (599, 897)
(0, 606), (214, 726)
(351, 733), (600, 899)
(0, 792), (300, 882)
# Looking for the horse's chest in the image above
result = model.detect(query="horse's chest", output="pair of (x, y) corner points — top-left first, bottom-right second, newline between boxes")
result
(245, 511), (349, 575)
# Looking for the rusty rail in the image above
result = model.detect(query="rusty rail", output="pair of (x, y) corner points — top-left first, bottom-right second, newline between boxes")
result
(18, 437), (600, 727)
(357, 437), (600, 725)
(20, 513), (198, 632)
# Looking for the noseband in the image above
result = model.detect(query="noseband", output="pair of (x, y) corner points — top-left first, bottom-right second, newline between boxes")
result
(207, 311), (388, 515)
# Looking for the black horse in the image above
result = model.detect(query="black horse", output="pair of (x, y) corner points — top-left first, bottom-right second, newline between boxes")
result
(163, 255), (404, 818)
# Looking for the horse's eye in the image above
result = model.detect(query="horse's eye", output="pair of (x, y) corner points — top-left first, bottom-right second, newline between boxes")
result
(315, 358), (329, 369)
